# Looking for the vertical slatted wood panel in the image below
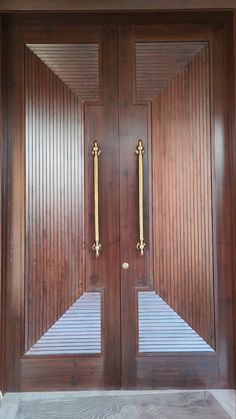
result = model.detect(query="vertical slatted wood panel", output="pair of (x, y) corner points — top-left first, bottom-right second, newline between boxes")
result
(24, 46), (85, 352)
(151, 45), (215, 348)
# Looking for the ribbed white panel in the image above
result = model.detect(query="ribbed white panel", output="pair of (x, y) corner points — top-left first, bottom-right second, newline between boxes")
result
(138, 292), (214, 353)
(26, 292), (101, 355)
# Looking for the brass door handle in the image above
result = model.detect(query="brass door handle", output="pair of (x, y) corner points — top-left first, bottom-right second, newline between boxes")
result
(136, 140), (145, 255)
(92, 141), (102, 257)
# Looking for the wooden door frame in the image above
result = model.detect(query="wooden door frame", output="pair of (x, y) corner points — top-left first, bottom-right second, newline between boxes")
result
(233, 10), (236, 393)
(0, 0), (235, 11)
(0, 10), (236, 392)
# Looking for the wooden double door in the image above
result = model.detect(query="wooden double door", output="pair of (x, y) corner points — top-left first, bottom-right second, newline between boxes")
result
(3, 17), (234, 391)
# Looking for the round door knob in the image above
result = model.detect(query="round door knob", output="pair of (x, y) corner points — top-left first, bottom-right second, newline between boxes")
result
(122, 262), (129, 270)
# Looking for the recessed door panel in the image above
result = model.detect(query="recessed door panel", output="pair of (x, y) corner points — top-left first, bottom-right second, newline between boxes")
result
(119, 25), (234, 388)
(136, 41), (215, 353)
(5, 22), (120, 391)
(24, 44), (100, 356)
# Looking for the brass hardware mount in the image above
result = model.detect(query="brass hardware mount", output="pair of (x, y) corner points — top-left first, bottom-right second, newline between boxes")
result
(92, 141), (102, 257)
(136, 139), (145, 256)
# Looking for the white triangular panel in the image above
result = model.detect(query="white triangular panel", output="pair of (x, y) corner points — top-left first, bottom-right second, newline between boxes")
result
(26, 292), (101, 355)
(138, 291), (214, 353)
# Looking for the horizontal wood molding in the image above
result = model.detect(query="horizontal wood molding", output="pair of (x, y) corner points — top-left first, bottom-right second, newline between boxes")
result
(0, 0), (236, 11)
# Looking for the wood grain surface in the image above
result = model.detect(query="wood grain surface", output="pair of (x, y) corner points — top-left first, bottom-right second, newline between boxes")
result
(119, 23), (234, 389)
(148, 43), (214, 348)
(3, 21), (121, 391)
(0, 13), (235, 392)
(0, 0), (236, 11)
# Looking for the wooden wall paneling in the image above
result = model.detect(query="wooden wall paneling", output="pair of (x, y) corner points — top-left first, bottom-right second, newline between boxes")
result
(0, 0), (236, 11)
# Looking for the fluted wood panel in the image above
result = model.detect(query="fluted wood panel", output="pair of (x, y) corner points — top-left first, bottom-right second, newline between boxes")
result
(135, 42), (206, 102)
(27, 44), (99, 101)
(24, 46), (87, 352)
(151, 45), (215, 348)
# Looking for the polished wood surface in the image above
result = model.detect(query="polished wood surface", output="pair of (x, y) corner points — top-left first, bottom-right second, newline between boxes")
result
(24, 45), (87, 352)
(135, 42), (206, 102)
(21, 357), (104, 390)
(3, 20), (121, 391)
(0, 0), (236, 11)
(27, 44), (100, 100)
(150, 43), (214, 348)
(233, 12), (236, 390)
(119, 23), (234, 388)
(0, 13), (235, 391)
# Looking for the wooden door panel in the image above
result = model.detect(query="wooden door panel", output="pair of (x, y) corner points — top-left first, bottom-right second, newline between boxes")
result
(4, 21), (120, 390)
(3, 16), (234, 392)
(119, 24), (234, 388)
(24, 44), (89, 355)
(142, 42), (214, 351)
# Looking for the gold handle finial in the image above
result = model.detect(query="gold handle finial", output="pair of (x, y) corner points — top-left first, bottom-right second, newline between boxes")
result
(136, 140), (145, 256)
(92, 141), (102, 257)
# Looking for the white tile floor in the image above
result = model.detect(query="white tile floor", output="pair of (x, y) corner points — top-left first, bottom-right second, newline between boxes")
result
(0, 389), (235, 419)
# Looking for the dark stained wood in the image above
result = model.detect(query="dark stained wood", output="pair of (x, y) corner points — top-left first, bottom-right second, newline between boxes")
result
(135, 355), (219, 388)
(148, 43), (214, 348)
(232, 12), (236, 390)
(119, 24), (151, 388)
(21, 357), (104, 391)
(212, 21), (235, 388)
(1, 12), (235, 392)
(85, 25), (121, 389)
(135, 42), (206, 102)
(0, 0), (236, 11)
(2, 12), (232, 27)
(119, 23), (235, 388)
(3, 20), (121, 391)
(0, 16), (3, 392)
(27, 44), (100, 101)
(2, 20), (23, 391)
(24, 45), (87, 352)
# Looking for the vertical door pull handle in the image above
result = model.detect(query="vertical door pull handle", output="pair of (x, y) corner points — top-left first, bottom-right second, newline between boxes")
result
(136, 140), (145, 256)
(92, 141), (102, 257)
